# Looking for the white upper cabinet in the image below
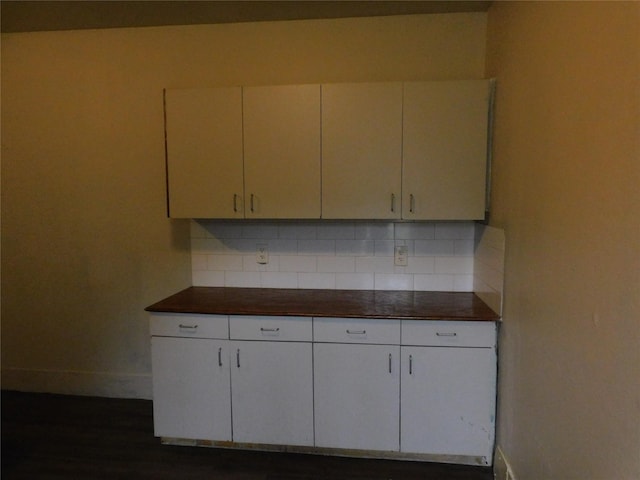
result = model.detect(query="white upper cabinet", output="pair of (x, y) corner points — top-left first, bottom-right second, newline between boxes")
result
(402, 80), (490, 220)
(243, 84), (321, 219)
(164, 81), (491, 220)
(321, 83), (403, 219)
(165, 87), (244, 219)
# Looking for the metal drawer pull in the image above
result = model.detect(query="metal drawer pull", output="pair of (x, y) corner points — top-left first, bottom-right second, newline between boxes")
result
(260, 327), (280, 332)
(346, 329), (366, 335)
(436, 332), (458, 337)
(236, 349), (240, 368)
(409, 354), (413, 375)
(218, 347), (222, 367)
(179, 324), (198, 330)
(388, 353), (392, 374)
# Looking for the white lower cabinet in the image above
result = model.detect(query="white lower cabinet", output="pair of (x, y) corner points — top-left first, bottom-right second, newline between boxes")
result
(400, 321), (497, 465)
(151, 337), (232, 441)
(149, 313), (497, 465)
(231, 340), (314, 446)
(401, 347), (496, 460)
(150, 314), (232, 441)
(314, 343), (400, 451)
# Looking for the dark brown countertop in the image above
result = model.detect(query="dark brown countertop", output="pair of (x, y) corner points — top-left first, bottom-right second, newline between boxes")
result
(145, 287), (499, 321)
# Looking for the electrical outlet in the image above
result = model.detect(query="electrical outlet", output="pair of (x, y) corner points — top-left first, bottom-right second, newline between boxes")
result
(256, 244), (269, 264)
(394, 245), (408, 266)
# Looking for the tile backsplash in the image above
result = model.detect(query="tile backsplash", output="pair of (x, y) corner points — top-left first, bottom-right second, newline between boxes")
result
(191, 220), (476, 291)
(473, 224), (506, 315)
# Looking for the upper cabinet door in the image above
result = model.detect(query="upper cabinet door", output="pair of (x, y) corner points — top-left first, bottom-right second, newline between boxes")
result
(165, 87), (244, 219)
(402, 80), (490, 220)
(322, 83), (402, 219)
(243, 85), (321, 219)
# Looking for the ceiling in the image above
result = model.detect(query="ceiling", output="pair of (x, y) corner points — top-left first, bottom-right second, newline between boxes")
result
(1, 1), (491, 33)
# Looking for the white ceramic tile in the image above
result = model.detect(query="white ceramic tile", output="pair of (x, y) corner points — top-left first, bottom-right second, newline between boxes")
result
(192, 270), (225, 287)
(355, 256), (395, 274)
(241, 223), (279, 239)
(222, 238), (258, 254)
(475, 223), (506, 249)
(298, 239), (336, 256)
(394, 222), (435, 240)
(335, 240), (375, 256)
(278, 222), (317, 239)
(453, 275), (474, 292)
(207, 254), (243, 271)
(260, 272), (298, 288)
(191, 254), (208, 271)
(454, 239), (475, 255)
(190, 220), (209, 238)
(354, 222), (394, 240)
(374, 274), (414, 291)
(242, 254), (279, 272)
(435, 256), (474, 275)
(198, 238), (235, 254)
(225, 271), (261, 288)
(374, 240), (395, 256)
(474, 242), (505, 271)
(394, 239), (415, 256)
(203, 221), (244, 239)
(335, 273), (375, 290)
(414, 274), (455, 292)
(317, 222), (356, 239)
(474, 260), (504, 292)
(405, 256), (435, 274)
(271, 239), (299, 254)
(317, 256), (355, 273)
(414, 239), (454, 256)
(435, 222), (475, 239)
(190, 238), (220, 254)
(298, 273), (336, 289)
(279, 255), (317, 273)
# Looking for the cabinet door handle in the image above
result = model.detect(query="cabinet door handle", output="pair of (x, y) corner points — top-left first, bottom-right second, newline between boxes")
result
(391, 193), (396, 213)
(409, 354), (413, 375)
(250, 194), (255, 213)
(436, 332), (457, 337)
(409, 194), (415, 213)
(260, 327), (280, 332)
(179, 324), (198, 331)
(346, 329), (366, 335)
(236, 349), (240, 368)
(218, 347), (222, 367)
(388, 353), (392, 374)
(233, 194), (238, 213)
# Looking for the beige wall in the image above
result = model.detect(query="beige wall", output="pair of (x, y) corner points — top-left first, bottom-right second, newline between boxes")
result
(486, 2), (640, 479)
(1, 13), (487, 398)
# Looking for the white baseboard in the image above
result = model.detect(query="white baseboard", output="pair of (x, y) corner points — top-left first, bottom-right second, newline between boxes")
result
(1, 367), (152, 399)
(494, 446), (517, 480)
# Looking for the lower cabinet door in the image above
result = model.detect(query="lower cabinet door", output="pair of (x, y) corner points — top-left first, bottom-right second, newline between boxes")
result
(231, 341), (314, 446)
(151, 337), (231, 441)
(400, 346), (497, 463)
(314, 343), (400, 451)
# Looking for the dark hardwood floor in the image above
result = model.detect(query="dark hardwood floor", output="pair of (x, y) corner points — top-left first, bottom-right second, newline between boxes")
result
(1, 390), (494, 480)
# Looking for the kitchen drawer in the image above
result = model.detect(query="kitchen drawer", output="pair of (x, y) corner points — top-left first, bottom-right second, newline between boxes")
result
(401, 320), (496, 348)
(314, 317), (400, 344)
(229, 315), (312, 342)
(149, 313), (229, 339)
